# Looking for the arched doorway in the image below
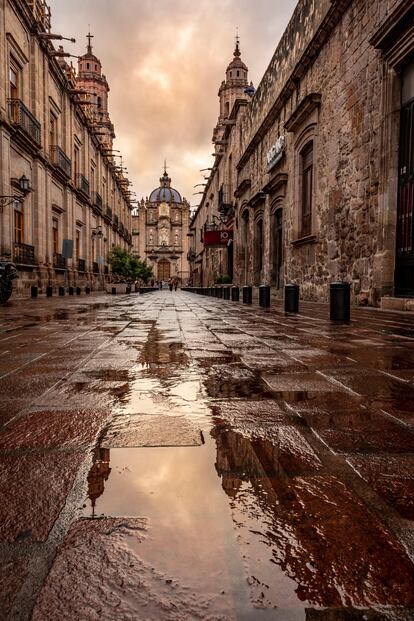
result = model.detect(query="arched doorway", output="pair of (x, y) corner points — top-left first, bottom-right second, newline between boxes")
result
(157, 259), (171, 281)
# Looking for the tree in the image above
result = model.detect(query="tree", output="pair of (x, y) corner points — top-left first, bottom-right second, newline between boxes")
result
(107, 247), (153, 283)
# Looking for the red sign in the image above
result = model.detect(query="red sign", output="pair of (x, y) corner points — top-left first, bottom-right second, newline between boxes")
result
(203, 230), (233, 246)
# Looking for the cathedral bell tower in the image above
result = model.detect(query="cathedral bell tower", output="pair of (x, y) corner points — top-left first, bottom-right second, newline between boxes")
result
(213, 37), (250, 150)
(76, 33), (115, 149)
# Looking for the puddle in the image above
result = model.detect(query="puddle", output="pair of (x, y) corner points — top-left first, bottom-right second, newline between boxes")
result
(204, 364), (274, 400)
(84, 436), (306, 620)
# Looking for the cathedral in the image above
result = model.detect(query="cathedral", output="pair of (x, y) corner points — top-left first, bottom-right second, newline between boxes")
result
(133, 168), (191, 283)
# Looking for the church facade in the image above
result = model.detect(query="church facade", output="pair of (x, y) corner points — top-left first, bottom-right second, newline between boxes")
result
(134, 169), (191, 283)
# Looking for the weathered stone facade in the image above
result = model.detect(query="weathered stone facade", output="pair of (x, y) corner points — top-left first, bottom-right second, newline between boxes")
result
(134, 169), (191, 284)
(0, 0), (133, 296)
(191, 0), (414, 306)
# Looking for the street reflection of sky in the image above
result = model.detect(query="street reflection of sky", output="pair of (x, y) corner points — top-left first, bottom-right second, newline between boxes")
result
(84, 435), (305, 621)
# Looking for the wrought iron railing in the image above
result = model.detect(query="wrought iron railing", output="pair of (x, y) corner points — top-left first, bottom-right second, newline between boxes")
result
(119, 222), (124, 234)
(113, 214), (119, 229)
(105, 205), (112, 221)
(50, 145), (71, 178)
(8, 99), (41, 146)
(92, 261), (99, 273)
(76, 174), (90, 196)
(77, 258), (86, 272)
(53, 253), (66, 269)
(27, 0), (51, 30)
(14, 242), (35, 265)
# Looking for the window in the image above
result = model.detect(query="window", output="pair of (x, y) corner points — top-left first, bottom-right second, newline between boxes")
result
(14, 210), (24, 244)
(76, 230), (80, 259)
(49, 112), (57, 147)
(74, 146), (79, 178)
(87, 63), (90, 70)
(52, 219), (59, 254)
(90, 166), (95, 193)
(9, 64), (18, 99)
(237, 70), (240, 77)
(301, 142), (313, 237)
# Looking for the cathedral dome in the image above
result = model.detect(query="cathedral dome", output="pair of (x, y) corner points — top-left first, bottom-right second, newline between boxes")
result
(149, 170), (182, 204)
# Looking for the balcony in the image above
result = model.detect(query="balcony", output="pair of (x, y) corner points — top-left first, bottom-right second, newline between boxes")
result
(113, 214), (119, 230)
(14, 242), (36, 266)
(119, 222), (125, 235)
(76, 174), (90, 198)
(93, 192), (103, 212)
(8, 99), (41, 148)
(92, 261), (99, 274)
(77, 258), (86, 272)
(53, 253), (67, 270)
(50, 145), (71, 178)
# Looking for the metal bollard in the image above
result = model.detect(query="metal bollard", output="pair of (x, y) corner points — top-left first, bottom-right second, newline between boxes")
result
(242, 286), (252, 304)
(112, 287), (117, 295)
(85, 287), (90, 294)
(76, 287), (81, 295)
(330, 282), (350, 321)
(68, 287), (74, 295)
(223, 287), (230, 300)
(31, 286), (38, 298)
(58, 286), (65, 296)
(284, 284), (299, 313)
(218, 287), (224, 299)
(126, 285), (131, 294)
(46, 286), (53, 297)
(231, 286), (239, 302)
(259, 285), (270, 308)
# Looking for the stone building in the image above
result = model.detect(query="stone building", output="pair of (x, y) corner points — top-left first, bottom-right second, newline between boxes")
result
(0, 0), (133, 296)
(135, 167), (191, 283)
(189, 39), (252, 287)
(190, 0), (414, 309)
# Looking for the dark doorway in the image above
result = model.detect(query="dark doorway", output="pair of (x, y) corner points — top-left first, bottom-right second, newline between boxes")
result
(395, 61), (414, 296)
(271, 208), (283, 288)
(254, 218), (263, 286)
(227, 241), (234, 282)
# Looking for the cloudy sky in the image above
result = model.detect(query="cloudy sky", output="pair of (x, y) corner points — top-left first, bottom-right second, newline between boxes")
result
(49, 0), (297, 205)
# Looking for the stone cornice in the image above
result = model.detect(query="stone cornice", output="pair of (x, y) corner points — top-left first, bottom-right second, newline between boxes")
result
(369, 0), (414, 70)
(284, 93), (321, 133)
(262, 172), (288, 195)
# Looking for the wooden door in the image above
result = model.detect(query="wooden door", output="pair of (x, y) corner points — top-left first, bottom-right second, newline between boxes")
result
(157, 260), (170, 281)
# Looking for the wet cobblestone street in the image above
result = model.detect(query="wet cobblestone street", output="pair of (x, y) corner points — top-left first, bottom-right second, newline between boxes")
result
(0, 290), (413, 620)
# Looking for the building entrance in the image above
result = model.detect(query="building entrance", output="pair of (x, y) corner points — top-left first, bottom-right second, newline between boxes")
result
(395, 60), (414, 296)
(157, 259), (171, 281)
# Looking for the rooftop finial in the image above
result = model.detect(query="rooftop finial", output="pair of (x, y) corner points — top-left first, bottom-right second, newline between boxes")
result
(234, 28), (240, 57)
(164, 159), (168, 175)
(87, 29), (94, 54)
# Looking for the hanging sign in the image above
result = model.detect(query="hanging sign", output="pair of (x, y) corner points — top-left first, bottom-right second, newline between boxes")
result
(203, 230), (233, 247)
(266, 135), (285, 172)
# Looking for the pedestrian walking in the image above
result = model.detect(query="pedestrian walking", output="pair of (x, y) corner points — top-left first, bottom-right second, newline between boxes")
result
(174, 278), (178, 291)
(169, 279), (173, 292)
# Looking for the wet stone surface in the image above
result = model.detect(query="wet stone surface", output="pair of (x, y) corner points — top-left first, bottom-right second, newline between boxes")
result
(0, 291), (413, 620)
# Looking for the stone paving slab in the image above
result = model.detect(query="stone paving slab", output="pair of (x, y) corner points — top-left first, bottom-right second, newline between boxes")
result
(0, 451), (85, 543)
(0, 408), (110, 450)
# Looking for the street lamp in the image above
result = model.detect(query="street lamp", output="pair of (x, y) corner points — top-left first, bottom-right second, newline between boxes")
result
(0, 175), (31, 212)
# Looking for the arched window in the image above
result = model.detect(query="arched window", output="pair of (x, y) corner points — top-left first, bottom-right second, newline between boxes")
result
(301, 142), (313, 237)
